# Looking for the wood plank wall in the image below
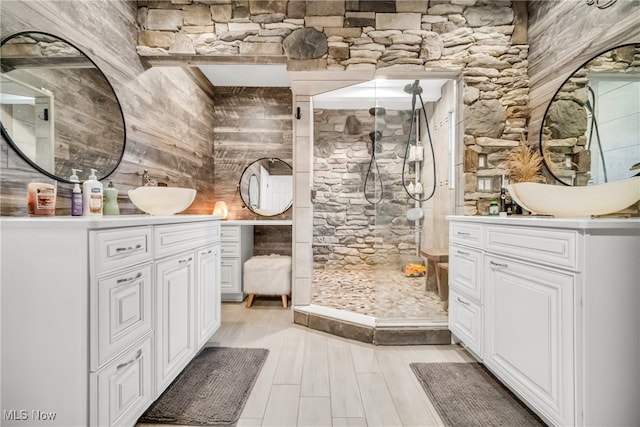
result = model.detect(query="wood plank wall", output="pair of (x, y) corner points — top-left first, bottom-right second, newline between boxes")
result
(527, 0), (640, 147)
(1, 0), (217, 215)
(213, 86), (293, 255)
(213, 86), (293, 220)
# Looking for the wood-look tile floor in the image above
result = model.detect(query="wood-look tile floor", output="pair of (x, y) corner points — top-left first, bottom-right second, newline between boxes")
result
(139, 300), (475, 427)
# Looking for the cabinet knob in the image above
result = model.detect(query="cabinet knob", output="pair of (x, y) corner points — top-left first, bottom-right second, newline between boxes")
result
(456, 231), (470, 236)
(457, 250), (470, 256)
(179, 257), (193, 264)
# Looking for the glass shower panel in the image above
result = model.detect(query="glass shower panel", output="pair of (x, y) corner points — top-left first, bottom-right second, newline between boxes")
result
(372, 78), (452, 326)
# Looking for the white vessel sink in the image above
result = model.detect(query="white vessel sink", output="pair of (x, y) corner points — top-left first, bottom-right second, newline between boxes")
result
(128, 187), (196, 215)
(507, 176), (640, 217)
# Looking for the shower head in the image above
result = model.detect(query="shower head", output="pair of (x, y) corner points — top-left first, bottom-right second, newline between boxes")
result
(369, 107), (386, 116)
(403, 80), (423, 95)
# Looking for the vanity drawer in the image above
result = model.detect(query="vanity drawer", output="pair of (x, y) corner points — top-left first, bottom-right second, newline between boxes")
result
(91, 337), (153, 427)
(92, 263), (153, 370)
(449, 244), (483, 302)
(221, 225), (241, 242)
(449, 222), (483, 248)
(485, 225), (577, 270)
(221, 242), (241, 257)
(449, 290), (483, 358)
(155, 221), (220, 258)
(93, 227), (153, 274)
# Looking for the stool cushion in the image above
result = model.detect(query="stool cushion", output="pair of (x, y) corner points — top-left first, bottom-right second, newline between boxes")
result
(244, 255), (292, 295)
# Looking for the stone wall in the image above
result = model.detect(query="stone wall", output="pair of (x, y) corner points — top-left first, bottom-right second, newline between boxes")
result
(313, 107), (418, 269)
(137, 0), (530, 215)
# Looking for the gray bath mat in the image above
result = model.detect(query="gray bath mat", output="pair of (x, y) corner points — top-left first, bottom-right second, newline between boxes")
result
(410, 362), (545, 427)
(139, 347), (269, 426)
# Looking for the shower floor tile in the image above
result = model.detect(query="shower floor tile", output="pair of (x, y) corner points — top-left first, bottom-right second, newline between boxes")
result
(312, 268), (448, 323)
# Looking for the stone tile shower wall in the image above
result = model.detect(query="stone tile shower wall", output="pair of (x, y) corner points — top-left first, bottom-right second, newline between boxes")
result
(313, 108), (416, 270)
(136, 1), (530, 216)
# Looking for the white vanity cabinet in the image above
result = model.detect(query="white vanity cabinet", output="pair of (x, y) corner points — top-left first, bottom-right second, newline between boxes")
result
(154, 222), (221, 394)
(220, 223), (253, 301)
(0, 216), (222, 427)
(448, 225), (484, 358)
(89, 226), (155, 427)
(448, 216), (640, 426)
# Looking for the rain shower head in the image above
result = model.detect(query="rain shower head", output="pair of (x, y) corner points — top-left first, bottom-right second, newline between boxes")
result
(369, 107), (386, 116)
(403, 80), (423, 95)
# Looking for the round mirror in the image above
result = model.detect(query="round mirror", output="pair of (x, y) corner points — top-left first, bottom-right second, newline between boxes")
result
(540, 43), (640, 186)
(0, 31), (126, 183)
(239, 158), (292, 217)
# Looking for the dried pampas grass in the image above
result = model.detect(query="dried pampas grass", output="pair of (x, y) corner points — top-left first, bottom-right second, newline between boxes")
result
(506, 133), (546, 183)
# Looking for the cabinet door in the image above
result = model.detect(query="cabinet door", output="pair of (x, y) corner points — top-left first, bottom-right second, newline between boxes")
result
(484, 255), (574, 426)
(449, 244), (483, 302)
(449, 290), (483, 358)
(94, 263), (153, 370)
(155, 252), (195, 395)
(221, 258), (244, 302)
(195, 244), (221, 349)
(92, 337), (153, 427)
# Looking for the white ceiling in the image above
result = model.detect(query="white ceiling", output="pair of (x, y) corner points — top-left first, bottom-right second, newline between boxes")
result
(198, 64), (290, 87)
(197, 65), (448, 110)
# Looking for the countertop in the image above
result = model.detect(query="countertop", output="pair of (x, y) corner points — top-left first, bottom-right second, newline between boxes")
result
(220, 219), (292, 226)
(447, 214), (640, 230)
(0, 214), (223, 230)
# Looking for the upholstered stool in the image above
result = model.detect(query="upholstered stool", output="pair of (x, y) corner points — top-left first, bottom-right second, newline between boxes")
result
(244, 255), (292, 308)
(420, 248), (449, 291)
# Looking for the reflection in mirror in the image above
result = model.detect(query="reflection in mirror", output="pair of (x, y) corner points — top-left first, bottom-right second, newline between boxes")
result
(239, 158), (292, 216)
(248, 174), (259, 209)
(0, 31), (126, 183)
(540, 43), (640, 186)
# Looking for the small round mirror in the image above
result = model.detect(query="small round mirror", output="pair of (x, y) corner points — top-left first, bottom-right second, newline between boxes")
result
(539, 43), (640, 186)
(0, 31), (126, 183)
(239, 158), (292, 217)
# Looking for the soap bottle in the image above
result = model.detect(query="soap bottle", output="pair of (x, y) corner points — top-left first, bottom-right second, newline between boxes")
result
(70, 168), (83, 216)
(27, 181), (56, 216)
(103, 181), (120, 216)
(415, 182), (423, 194)
(83, 168), (103, 216)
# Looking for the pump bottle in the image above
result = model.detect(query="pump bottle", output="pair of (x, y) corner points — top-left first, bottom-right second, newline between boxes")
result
(70, 168), (83, 216)
(83, 168), (103, 216)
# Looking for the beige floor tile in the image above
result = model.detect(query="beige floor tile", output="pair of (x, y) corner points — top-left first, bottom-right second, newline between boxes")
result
(297, 396), (332, 427)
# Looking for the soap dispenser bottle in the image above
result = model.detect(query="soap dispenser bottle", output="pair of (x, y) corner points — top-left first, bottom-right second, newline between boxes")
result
(103, 181), (119, 216)
(83, 168), (103, 216)
(70, 168), (83, 216)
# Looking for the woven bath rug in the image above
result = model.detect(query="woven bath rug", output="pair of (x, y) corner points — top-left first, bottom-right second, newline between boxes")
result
(410, 362), (545, 427)
(139, 347), (269, 426)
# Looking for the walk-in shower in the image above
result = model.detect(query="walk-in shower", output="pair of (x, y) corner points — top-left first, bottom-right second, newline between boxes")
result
(311, 78), (461, 327)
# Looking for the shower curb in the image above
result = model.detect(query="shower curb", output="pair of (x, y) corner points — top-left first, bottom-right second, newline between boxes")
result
(293, 307), (451, 345)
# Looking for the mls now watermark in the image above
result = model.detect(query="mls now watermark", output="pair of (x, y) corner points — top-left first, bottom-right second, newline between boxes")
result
(3, 409), (57, 421)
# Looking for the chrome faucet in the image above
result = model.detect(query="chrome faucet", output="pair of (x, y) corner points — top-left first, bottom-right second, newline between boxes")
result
(142, 169), (157, 187)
